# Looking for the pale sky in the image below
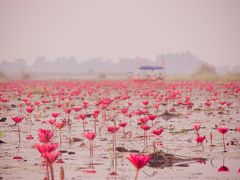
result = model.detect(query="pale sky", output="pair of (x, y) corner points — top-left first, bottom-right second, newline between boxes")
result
(0, 0), (240, 67)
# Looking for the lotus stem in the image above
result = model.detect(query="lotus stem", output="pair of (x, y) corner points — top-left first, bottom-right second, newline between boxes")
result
(49, 164), (54, 180)
(223, 134), (227, 152)
(18, 124), (21, 147)
(134, 169), (139, 180)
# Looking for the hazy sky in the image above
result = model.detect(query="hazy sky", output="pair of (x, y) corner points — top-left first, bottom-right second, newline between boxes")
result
(0, 0), (240, 67)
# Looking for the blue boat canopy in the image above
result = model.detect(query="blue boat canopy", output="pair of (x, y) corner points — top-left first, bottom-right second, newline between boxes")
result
(139, 65), (164, 71)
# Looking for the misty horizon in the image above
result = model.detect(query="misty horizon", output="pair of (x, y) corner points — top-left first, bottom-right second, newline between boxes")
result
(0, 51), (238, 68)
(1, 51), (239, 78)
(1, 0), (240, 68)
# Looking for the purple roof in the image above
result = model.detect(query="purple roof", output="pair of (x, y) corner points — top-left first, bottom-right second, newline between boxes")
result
(139, 65), (164, 70)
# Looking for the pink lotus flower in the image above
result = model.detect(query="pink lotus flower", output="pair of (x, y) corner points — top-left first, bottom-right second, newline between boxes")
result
(45, 150), (61, 164)
(218, 127), (228, 134)
(119, 122), (127, 128)
(128, 102), (133, 106)
(78, 114), (87, 120)
(225, 102), (232, 107)
(64, 108), (72, 114)
(142, 101), (149, 106)
(48, 119), (56, 125)
(52, 112), (60, 118)
(82, 101), (89, 109)
(193, 124), (201, 132)
(218, 127), (228, 152)
(121, 107), (129, 114)
(169, 107), (175, 112)
(196, 136), (205, 144)
(196, 136), (206, 151)
(219, 101), (225, 106)
(74, 107), (81, 112)
(92, 110), (100, 119)
(141, 125), (151, 131)
(204, 101), (212, 107)
(11, 116), (24, 147)
(84, 132), (96, 140)
(12, 116), (24, 124)
(38, 128), (53, 143)
(140, 109), (148, 115)
(35, 143), (59, 156)
(127, 153), (151, 180)
(218, 165), (229, 172)
(54, 121), (65, 129)
(107, 126), (120, 133)
(138, 117), (149, 124)
(148, 114), (156, 121)
(26, 106), (34, 113)
(152, 128), (164, 136)
(42, 99), (48, 104)
(236, 127), (240, 133)
(35, 101), (40, 107)
(127, 153), (151, 170)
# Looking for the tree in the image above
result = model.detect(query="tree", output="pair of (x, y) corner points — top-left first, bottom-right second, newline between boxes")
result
(194, 62), (217, 75)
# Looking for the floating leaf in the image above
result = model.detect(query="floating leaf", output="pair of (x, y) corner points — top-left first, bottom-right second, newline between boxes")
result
(0, 131), (3, 139)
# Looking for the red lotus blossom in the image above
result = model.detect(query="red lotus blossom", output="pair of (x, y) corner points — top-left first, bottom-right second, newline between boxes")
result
(12, 116), (24, 124)
(48, 119), (56, 125)
(152, 128), (164, 136)
(26, 106), (34, 113)
(121, 107), (129, 114)
(148, 114), (156, 121)
(12, 116), (24, 147)
(225, 102), (232, 107)
(193, 124), (201, 132)
(142, 101), (149, 106)
(218, 127), (228, 152)
(82, 101), (89, 109)
(45, 150), (61, 164)
(54, 121), (65, 129)
(38, 128), (53, 143)
(134, 110), (142, 116)
(64, 108), (72, 114)
(236, 127), (240, 133)
(119, 122), (127, 128)
(140, 109), (148, 115)
(196, 136), (205, 144)
(107, 126), (120, 133)
(84, 132), (96, 140)
(126, 112), (132, 118)
(169, 107), (175, 112)
(218, 127), (228, 134)
(127, 153), (151, 170)
(204, 101), (212, 107)
(74, 107), (81, 112)
(128, 102), (133, 106)
(92, 110), (100, 119)
(78, 114), (87, 120)
(219, 101), (225, 106)
(141, 125), (151, 131)
(57, 103), (62, 108)
(42, 99), (48, 104)
(138, 117), (149, 124)
(218, 165), (229, 172)
(35, 143), (59, 159)
(35, 101), (40, 107)
(52, 112), (60, 118)
(153, 103), (160, 109)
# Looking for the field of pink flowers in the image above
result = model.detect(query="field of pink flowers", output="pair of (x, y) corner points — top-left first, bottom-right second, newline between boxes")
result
(0, 80), (240, 179)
